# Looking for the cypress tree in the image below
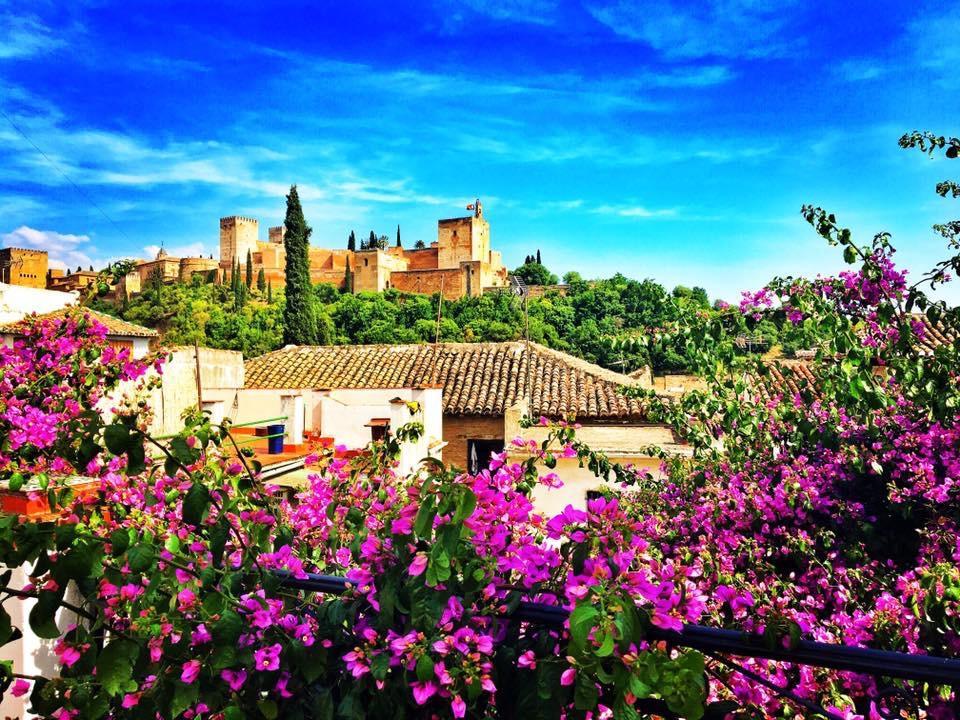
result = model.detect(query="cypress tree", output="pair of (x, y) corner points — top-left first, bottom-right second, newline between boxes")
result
(396, 224), (401, 247)
(347, 230), (356, 251)
(257, 267), (266, 292)
(282, 184), (319, 345)
(345, 256), (353, 293)
(267, 279), (273, 303)
(246, 249), (253, 287)
(368, 230), (377, 248)
(536, 249), (542, 264)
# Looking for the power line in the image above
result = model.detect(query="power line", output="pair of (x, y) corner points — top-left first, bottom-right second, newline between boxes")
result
(0, 107), (136, 245)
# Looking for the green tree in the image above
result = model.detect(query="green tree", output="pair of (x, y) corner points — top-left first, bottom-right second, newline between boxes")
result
(344, 256), (353, 293)
(513, 261), (558, 286)
(536, 249), (541, 264)
(368, 230), (377, 249)
(267, 279), (273, 303)
(257, 267), (266, 292)
(396, 224), (401, 247)
(414, 239), (426, 249)
(347, 230), (356, 251)
(246, 249), (253, 288)
(282, 185), (319, 345)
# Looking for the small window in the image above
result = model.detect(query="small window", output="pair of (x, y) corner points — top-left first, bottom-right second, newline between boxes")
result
(364, 258), (369, 267)
(366, 418), (390, 443)
(467, 439), (505, 474)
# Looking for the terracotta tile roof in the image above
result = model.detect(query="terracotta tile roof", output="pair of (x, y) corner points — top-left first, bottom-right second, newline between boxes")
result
(0, 307), (157, 338)
(244, 342), (648, 420)
(755, 359), (820, 402)
(912, 315), (958, 355)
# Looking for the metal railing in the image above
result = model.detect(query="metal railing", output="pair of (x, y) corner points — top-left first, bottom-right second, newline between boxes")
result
(275, 570), (960, 718)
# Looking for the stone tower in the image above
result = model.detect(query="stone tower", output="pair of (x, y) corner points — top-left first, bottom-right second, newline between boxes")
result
(219, 216), (259, 267)
(437, 214), (491, 269)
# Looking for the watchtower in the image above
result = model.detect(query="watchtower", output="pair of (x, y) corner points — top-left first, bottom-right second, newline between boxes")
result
(219, 216), (259, 266)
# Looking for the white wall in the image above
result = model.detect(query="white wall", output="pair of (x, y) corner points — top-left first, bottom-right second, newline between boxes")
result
(226, 386), (445, 473)
(0, 568), (85, 720)
(0, 283), (76, 324)
(149, 347), (245, 436)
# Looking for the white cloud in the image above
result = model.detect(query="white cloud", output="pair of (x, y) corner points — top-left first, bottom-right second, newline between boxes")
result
(836, 59), (887, 82)
(586, 0), (801, 60)
(905, 5), (960, 87)
(1, 225), (98, 270)
(0, 12), (64, 60)
(593, 204), (677, 218)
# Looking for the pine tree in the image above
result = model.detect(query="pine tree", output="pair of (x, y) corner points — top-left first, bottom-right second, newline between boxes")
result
(257, 267), (266, 292)
(348, 230), (356, 251)
(282, 185), (319, 345)
(536, 249), (542, 265)
(396, 224), (401, 247)
(246, 249), (253, 287)
(414, 239), (426, 249)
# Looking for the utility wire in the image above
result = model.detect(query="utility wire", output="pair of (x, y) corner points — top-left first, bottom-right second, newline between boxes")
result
(0, 107), (136, 245)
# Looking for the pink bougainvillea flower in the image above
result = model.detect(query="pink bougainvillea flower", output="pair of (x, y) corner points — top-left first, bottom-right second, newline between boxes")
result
(10, 679), (30, 697)
(253, 643), (282, 671)
(180, 659), (201, 684)
(412, 681), (438, 705)
(221, 668), (247, 691)
(408, 552), (428, 577)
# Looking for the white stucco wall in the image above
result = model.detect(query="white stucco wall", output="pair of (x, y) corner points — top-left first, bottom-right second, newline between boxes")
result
(0, 283), (76, 324)
(502, 399), (689, 515)
(0, 568), (84, 720)
(149, 347), (245, 436)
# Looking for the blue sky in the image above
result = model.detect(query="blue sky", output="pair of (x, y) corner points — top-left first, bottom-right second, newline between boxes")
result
(1, 0), (958, 302)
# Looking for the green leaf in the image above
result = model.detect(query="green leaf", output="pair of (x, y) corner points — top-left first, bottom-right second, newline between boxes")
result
(258, 699), (278, 719)
(96, 639), (139, 696)
(568, 604), (599, 651)
(209, 517), (230, 567)
(182, 483), (211, 527)
(574, 673), (599, 711)
(415, 654), (435, 682)
(213, 610), (243, 645)
(452, 488), (477, 523)
(171, 681), (200, 717)
(370, 652), (390, 681)
(104, 424), (132, 455)
(8, 472), (24, 492)
(414, 496), (436, 538)
(595, 629), (615, 657)
(110, 529), (130, 556)
(28, 589), (63, 639)
(127, 543), (154, 573)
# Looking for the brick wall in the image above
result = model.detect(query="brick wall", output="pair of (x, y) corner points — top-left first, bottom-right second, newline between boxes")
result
(390, 268), (465, 299)
(442, 414), (504, 471)
(403, 247), (440, 270)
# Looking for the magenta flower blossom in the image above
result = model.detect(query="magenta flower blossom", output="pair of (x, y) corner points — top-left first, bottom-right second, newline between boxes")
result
(180, 659), (201, 684)
(253, 643), (282, 671)
(221, 668), (247, 691)
(408, 552), (428, 577)
(411, 681), (438, 705)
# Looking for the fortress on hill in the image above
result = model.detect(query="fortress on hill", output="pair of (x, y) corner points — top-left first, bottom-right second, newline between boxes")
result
(219, 200), (509, 300)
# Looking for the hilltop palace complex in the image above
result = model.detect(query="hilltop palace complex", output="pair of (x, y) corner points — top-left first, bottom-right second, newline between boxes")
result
(0, 201), (511, 302)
